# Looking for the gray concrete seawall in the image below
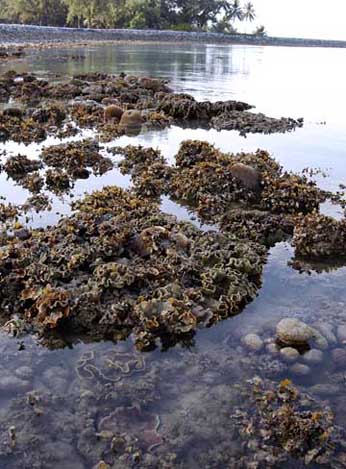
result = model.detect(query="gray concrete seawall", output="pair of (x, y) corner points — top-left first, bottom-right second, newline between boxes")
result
(1, 23), (346, 48)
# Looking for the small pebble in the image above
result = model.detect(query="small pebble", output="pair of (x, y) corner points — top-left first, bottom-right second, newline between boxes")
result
(313, 322), (337, 344)
(290, 363), (311, 376)
(313, 334), (328, 350)
(280, 347), (299, 362)
(309, 383), (340, 396)
(337, 325), (346, 343)
(266, 343), (279, 355)
(302, 349), (323, 364)
(332, 348), (346, 369)
(242, 333), (263, 352)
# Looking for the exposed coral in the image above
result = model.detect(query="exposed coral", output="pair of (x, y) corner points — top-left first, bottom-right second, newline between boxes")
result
(211, 110), (303, 135)
(232, 378), (345, 466)
(45, 168), (71, 193)
(4, 154), (43, 180)
(41, 139), (113, 179)
(293, 213), (346, 258)
(0, 186), (266, 348)
(0, 71), (303, 144)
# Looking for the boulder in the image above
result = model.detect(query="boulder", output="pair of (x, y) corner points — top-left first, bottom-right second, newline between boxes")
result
(119, 110), (143, 132)
(280, 347), (299, 362)
(277, 318), (314, 345)
(230, 163), (260, 191)
(139, 76), (162, 92)
(104, 104), (124, 122)
(242, 333), (263, 352)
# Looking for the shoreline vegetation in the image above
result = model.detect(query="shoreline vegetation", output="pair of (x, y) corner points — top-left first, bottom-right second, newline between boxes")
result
(1, 24), (346, 49)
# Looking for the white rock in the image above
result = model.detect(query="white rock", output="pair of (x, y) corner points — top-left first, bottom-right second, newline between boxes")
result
(277, 318), (314, 345)
(277, 318), (327, 349)
(302, 349), (323, 364)
(266, 343), (279, 355)
(313, 322), (337, 344)
(337, 325), (346, 343)
(290, 363), (311, 376)
(280, 347), (300, 362)
(242, 333), (263, 352)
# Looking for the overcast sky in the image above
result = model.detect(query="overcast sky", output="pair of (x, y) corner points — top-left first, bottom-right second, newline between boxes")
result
(244, 0), (346, 40)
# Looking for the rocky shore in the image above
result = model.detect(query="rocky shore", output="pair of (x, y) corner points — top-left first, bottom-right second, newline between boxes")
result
(1, 23), (346, 48)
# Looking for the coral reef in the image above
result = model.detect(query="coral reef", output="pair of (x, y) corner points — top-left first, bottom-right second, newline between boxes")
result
(293, 213), (346, 258)
(232, 377), (346, 466)
(0, 71), (304, 144)
(0, 186), (266, 349)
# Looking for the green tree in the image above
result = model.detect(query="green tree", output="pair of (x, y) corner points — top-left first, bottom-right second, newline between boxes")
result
(243, 1), (255, 33)
(3, 0), (66, 25)
(253, 24), (267, 36)
(226, 0), (243, 22)
(64, 0), (115, 27)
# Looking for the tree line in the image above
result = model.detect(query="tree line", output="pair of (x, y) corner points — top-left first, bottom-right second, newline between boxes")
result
(0, 0), (266, 35)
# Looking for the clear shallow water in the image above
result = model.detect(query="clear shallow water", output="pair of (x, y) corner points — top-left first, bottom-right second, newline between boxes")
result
(1, 43), (346, 467)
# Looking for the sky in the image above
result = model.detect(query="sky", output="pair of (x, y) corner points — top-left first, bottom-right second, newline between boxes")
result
(243, 0), (346, 40)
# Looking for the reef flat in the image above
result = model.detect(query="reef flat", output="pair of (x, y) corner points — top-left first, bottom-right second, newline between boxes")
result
(1, 70), (346, 468)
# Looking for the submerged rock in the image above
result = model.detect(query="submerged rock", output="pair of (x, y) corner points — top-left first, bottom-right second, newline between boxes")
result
(0, 375), (30, 393)
(242, 333), (263, 352)
(302, 349), (323, 364)
(337, 325), (346, 343)
(313, 322), (337, 344)
(276, 318), (315, 345)
(276, 318), (327, 349)
(280, 347), (299, 362)
(290, 363), (311, 376)
(332, 348), (346, 369)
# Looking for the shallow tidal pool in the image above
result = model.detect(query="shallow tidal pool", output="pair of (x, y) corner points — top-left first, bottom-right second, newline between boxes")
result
(1, 43), (346, 468)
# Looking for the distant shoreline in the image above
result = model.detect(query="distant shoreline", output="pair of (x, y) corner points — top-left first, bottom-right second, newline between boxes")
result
(1, 23), (346, 49)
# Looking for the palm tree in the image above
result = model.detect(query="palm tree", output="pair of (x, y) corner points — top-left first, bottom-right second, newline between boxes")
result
(243, 2), (255, 22)
(226, 0), (243, 22)
(243, 1), (255, 34)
